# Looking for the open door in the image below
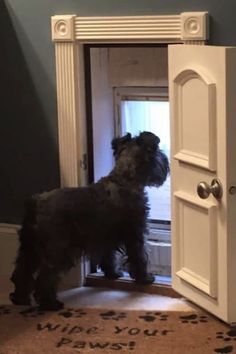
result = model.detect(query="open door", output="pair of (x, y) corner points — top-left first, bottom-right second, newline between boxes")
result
(169, 45), (236, 324)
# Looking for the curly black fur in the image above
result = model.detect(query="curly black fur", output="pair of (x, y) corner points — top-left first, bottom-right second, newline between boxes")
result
(10, 131), (169, 310)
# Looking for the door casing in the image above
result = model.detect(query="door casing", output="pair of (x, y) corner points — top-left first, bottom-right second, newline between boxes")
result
(51, 13), (208, 288)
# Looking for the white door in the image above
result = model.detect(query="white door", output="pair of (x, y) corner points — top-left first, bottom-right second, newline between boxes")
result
(169, 45), (236, 324)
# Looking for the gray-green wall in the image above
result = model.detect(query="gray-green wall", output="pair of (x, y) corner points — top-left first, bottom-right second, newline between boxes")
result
(1, 0), (236, 223)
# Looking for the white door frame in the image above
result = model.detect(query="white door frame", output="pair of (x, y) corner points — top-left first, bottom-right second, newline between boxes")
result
(51, 12), (208, 285)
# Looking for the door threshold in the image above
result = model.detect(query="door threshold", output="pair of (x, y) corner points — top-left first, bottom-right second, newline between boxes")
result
(85, 272), (180, 298)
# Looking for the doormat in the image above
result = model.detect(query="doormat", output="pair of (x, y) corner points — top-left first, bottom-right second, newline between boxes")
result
(0, 305), (235, 353)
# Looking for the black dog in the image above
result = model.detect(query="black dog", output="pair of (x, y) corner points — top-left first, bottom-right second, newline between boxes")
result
(10, 131), (169, 310)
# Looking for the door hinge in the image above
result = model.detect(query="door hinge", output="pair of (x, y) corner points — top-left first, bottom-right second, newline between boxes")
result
(80, 153), (88, 171)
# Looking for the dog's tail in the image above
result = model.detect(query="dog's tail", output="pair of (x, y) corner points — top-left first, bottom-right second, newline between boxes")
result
(23, 195), (38, 222)
(12, 195), (40, 274)
(18, 195), (38, 246)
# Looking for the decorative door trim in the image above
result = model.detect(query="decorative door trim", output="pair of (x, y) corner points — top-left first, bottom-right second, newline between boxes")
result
(51, 12), (209, 188)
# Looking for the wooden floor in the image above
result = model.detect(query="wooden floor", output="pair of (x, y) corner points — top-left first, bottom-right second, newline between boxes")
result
(85, 273), (179, 298)
(59, 287), (196, 311)
(0, 275), (196, 312)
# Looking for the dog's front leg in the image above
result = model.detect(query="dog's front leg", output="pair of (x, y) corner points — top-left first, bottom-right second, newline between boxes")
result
(125, 238), (155, 284)
(100, 249), (124, 279)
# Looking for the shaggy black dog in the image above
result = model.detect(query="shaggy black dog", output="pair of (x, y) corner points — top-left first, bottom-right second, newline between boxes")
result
(10, 131), (169, 310)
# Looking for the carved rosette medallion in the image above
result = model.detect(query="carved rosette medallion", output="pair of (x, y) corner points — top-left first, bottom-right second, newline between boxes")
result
(51, 15), (76, 42)
(181, 12), (208, 41)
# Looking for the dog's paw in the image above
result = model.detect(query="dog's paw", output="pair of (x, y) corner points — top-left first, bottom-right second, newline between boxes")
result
(134, 272), (155, 285)
(38, 299), (64, 311)
(9, 292), (31, 306)
(104, 270), (124, 280)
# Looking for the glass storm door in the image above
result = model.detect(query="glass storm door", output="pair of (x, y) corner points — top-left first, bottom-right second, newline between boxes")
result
(169, 44), (236, 324)
(114, 88), (171, 276)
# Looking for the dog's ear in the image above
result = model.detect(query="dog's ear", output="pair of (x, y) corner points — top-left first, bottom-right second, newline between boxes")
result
(111, 133), (132, 157)
(136, 131), (160, 150)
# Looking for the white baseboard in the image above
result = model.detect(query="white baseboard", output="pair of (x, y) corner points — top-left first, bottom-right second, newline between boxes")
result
(0, 223), (82, 292)
(0, 223), (20, 235)
(0, 223), (20, 278)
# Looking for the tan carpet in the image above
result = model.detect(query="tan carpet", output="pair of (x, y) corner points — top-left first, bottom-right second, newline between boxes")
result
(0, 305), (235, 353)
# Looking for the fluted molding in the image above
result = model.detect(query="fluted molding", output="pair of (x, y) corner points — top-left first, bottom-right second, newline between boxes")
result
(52, 12), (208, 43)
(75, 15), (181, 41)
(54, 42), (80, 187)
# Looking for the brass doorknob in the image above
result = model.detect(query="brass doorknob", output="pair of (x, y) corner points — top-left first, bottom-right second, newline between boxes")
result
(197, 178), (223, 200)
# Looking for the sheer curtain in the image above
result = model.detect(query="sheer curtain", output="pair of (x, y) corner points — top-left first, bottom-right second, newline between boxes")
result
(120, 100), (170, 221)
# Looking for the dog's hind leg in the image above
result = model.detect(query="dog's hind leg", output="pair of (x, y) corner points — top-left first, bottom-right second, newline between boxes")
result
(125, 238), (155, 284)
(34, 266), (64, 311)
(100, 249), (124, 279)
(10, 246), (37, 306)
(10, 197), (39, 305)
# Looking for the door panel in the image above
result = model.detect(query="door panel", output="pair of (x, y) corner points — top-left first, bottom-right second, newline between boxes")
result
(173, 69), (216, 170)
(174, 191), (217, 298)
(169, 45), (236, 323)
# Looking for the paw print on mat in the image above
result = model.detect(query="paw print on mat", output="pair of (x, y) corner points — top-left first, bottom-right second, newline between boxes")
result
(214, 345), (234, 353)
(139, 312), (169, 322)
(19, 307), (45, 318)
(216, 329), (236, 342)
(179, 313), (208, 324)
(58, 308), (87, 318)
(100, 310), (127, 321)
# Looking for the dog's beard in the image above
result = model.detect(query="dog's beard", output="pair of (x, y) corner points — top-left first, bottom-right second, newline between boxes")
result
(146, 150), (169, 187)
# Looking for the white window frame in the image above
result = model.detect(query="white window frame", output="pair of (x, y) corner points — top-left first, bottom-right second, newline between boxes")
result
(114, 87), (171, 243)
